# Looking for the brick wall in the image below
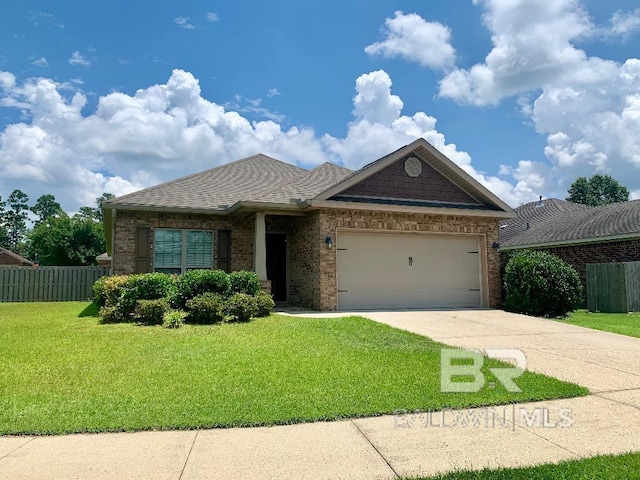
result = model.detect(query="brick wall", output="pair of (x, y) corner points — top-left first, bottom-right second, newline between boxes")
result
(316, 208), (502, 310)
(288, 212), (321, 308)
(113, 210), (254, 275)
(519, 239), (640, 301)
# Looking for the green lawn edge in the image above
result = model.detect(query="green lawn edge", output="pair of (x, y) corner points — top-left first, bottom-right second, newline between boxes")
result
(415, 451), (640, 480)
(0, 302), (588, 436)
(558, 309), (640, 338)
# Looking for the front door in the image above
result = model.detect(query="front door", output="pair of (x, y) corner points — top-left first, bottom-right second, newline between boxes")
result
(266, 233), (287, 302)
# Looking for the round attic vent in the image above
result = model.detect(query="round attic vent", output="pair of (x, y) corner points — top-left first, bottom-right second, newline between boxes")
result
(404, 156), (422, 177)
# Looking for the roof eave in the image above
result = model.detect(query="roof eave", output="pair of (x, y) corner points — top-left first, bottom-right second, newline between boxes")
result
(303, 199), (516, 219)
(500, 232), (640, 250)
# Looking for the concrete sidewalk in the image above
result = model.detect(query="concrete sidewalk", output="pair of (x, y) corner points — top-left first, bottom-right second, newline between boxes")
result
(1, 310), (639, 479)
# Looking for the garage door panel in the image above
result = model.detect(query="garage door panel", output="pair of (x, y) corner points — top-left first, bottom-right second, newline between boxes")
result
(337, 232), (482, 309)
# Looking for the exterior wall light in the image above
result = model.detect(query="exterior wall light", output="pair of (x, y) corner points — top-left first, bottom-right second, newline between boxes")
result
(325, 236), (333, 249)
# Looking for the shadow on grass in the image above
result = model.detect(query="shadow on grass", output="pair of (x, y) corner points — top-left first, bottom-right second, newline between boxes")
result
(78, 303), (100, 318)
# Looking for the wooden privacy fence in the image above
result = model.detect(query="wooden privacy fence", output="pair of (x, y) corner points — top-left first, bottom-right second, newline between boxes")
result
(586, 261), (640, 313)
(0, 266), (110, 302)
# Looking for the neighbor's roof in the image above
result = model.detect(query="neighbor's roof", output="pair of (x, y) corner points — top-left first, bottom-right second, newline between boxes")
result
(500, 198), (640, 249)
(0, 247), (33, 265)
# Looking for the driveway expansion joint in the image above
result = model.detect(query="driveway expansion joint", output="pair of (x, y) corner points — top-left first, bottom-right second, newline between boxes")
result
(350, 420), (400, 479)
(178, 430), (199, 480)
(0, 437), (34, 462)
(592, 392), (640, 411)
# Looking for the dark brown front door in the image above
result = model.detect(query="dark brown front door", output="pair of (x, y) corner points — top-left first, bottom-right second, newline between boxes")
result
(266, 233), (287, 302)
(217, 229), (231, 273)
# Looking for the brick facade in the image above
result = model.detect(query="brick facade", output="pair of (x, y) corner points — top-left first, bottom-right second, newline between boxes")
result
(516, 239), (640, 301)
(113, 210), (254, 275)
(112, 208), (502, 311)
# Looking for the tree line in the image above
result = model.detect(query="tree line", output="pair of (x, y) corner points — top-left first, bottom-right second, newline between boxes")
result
(0, 190), (114, 266)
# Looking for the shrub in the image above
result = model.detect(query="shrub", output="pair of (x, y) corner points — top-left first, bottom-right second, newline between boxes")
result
(172, 270), (230, 308)
(163, 310), (187, 329)
(98, 306), (124, 324)
(229, 270), (261, 296)
(101, 275), (129, 308)
(134, 298), (169, 325)
(119, 273), (174, 315)
(254, 291), (275, 317)
(93, 276), (108, 307)
(185, 293), (224, 324)
(223, 293), (258, 322)
(503, 250), (583, 318)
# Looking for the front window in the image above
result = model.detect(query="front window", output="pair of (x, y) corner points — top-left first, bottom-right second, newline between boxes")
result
(154, 229), (213, 273)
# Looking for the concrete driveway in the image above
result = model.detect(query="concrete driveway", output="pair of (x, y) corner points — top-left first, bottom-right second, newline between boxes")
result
(1, 309), (639, 479)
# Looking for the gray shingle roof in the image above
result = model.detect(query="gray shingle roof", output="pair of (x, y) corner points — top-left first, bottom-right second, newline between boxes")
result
(104, 154), (306, 210)
(500, 198), (640, 248)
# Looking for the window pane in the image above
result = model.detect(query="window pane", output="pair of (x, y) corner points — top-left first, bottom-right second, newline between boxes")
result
(186, 231), (213, 268)
(154, 229), (182, 269)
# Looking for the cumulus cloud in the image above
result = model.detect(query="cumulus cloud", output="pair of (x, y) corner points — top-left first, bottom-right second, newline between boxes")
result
(365, 11), (455, 70)
(68, 51), (90, 67)
(206, 12), (219, 23)
(0, 68), (528, 211)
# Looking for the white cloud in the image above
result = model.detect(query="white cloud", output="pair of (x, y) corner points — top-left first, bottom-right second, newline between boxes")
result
(31, 57), (49, 68)
(68, 51), (90, 67)
(174, 17), (196, 29)
(0, 68), (530, 211)
(206, 12), (219, 23)
(365, 11), (456, 70)
(267, 88), (280, 97)
(607, 8), (640, 37)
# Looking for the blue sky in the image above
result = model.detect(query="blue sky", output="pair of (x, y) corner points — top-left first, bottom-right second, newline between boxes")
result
(1, 0), (639, 211)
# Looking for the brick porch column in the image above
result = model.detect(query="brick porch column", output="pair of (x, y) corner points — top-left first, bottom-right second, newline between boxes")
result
(254, 212), (267, 280)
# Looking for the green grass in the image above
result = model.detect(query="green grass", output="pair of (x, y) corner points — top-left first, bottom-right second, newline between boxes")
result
(418, 452), (640, 479)
(559, 309), (640, 338)
(0, 302), (587, 435)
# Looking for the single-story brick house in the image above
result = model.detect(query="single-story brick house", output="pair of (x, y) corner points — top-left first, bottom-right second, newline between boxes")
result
(499, 198), (640, 298)
(103, 139), (515, 310)
(0, 247), (33, 266)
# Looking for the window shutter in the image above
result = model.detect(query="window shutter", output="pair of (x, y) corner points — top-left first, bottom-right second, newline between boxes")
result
(218, 229), (231, 273)
(135, 226), (151, 273)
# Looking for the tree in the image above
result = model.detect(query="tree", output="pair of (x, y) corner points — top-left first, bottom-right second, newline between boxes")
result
(0, 196), (8, 248)
(567, 174), (629, 206)
(28, 213), (105, 266)
(32, 194), (63, 225)
(5, 189), (30, 251)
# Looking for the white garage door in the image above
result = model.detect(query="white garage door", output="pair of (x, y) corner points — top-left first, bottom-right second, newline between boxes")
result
(337, 232), (482, 309)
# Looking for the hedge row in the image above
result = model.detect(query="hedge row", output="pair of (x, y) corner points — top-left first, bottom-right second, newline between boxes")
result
(93, 269), (273, 327)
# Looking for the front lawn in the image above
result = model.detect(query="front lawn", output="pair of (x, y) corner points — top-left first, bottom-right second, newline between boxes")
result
(560, 310), (640, 338)
(420, 451), (640, 479)
(0, 302), (587, 435)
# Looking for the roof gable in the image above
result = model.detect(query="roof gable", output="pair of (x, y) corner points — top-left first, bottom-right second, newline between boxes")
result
(0, 248), (33, 266)
(314, 138), (513, 214)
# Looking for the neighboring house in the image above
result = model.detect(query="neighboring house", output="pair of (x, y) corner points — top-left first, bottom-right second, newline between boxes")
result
(0, 248), (33, 266)
(103, 139), (514, 311)
(499, 198), (640, 297)
(96, 253), (112, 268)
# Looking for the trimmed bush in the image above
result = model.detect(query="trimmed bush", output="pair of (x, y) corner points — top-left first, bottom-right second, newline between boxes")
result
(134, 298), (169, 325)
(98, 306), (123, 324)
(185, 293), (224, 324)
(229, 270), (261, 296)
(119, 273), (174, 315)
(163, 310), (187, 329)
(503, 250), (583, 318)
(172, 269), (230, 308)
(255, 291), (275, 317)
(93, 276), (108, 307)
(224, 293), (258, 322)
(101, 275), (129, 308)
